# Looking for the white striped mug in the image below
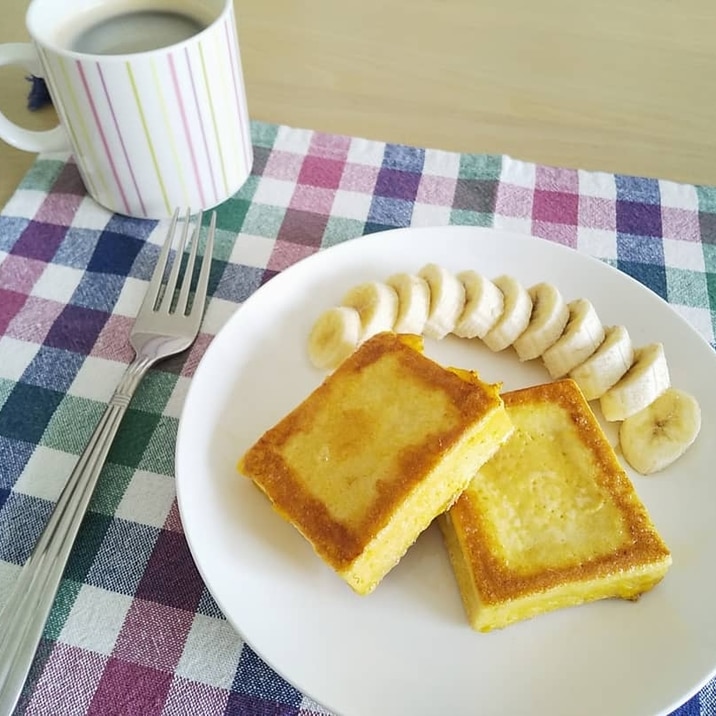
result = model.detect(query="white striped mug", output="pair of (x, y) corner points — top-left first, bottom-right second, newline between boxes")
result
(0, 0), (253, 219)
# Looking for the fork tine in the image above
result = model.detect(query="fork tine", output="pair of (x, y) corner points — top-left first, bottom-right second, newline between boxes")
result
(143, 208), (179, 312)
(160, 208), (192, 312)
(175, 211), (203, 316)
(189, 211), (215, 325)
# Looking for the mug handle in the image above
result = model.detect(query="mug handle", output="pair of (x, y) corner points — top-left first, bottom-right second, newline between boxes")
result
(0, 43), (70, 153)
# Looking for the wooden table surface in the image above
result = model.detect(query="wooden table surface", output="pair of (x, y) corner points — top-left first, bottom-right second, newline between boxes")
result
(2, 0), (716, 209)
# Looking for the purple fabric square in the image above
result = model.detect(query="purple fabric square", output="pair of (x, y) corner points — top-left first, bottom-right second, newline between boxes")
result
(617, 201), (663, 237)
(267, 239), (316, 273)
(35, 192), (83, 226)
(307, 131), (351, 160)
(113, 599), (194, 671)
(290, 185), (336, 215)
(532, 189), (578, 225)
(532, 220), (578, 248)
(10, 221), (66, 262)
(6, 296), (64, 343)
(161, 676), (229, 716)
(339, 163), (378, 193)
(88, 658), (172, 716)
(52, 160), (87, 196)
(416, 174), (456, 205)
(263, 150), (304, 182)
(374, 168), (421, 201)
(136, 530), (205, 611)
(276, 208), (328, 248)
(495, 183), (532, 218)
(661, 206), (700, 242)
(0, 254), (45, 293)
(44, 304), (109, 354)
(298, 156), (345, 189)
(0, 289), (27, 335)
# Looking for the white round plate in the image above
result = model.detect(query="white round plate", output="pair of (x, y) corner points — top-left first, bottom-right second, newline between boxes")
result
(176, 226), (716, 716)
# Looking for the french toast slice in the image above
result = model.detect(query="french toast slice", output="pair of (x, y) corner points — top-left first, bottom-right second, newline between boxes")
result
(439, 378), (672, 632)
(238, 332), (513, 595)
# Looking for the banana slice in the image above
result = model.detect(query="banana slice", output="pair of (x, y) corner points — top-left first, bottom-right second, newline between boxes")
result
(600, 342), (670, 421)
(386, 273), (430, 335)
(418, 263), (466, 339)
(453, 271), (504, 339)
(482, 275), (532, 352)
(569, 325), (635, 400)
(512, 282), (570, 361)
(541, 298), (605, 378)
(619, 388), (701, 474)
(307, 306), (362, 370)
(341, 281), (399, 340)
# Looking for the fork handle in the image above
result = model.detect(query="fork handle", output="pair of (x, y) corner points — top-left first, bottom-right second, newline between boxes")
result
(0, 356), (153, 716)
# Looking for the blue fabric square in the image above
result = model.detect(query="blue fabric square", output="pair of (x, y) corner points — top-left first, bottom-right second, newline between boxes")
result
(617, 233), (665, 265)
(196, 586), (225, 619)
(22, 346), (84, 392)
(367, 195), (413, 227)
(0, 217), (30, 252)
(0, 491), (53, 564)
(105, 215), (158, 239)
(0, 487), (8, 512)
(85, 517), (159, 595)
(615, 175), (661, 204)
(52, 227), (101, 270)
(87, 231), (144, 276)
(616, 260), (667, 299)
(71, 271), (125, 312)
(671, 691), (700, 714)
(0, 383), (63, 443)
(0, 437), (35, 489)
(232, 646), (302, 706)
(382, 143), (425, 173)
(213, 263), (263, 303)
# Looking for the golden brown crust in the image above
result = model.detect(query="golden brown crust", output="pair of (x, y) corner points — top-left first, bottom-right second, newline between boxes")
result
(239, 332), (504, 571)
(450, 379), (671, 606)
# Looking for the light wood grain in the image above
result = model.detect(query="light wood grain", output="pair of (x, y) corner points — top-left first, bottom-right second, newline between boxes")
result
(2, 0), (716, 209)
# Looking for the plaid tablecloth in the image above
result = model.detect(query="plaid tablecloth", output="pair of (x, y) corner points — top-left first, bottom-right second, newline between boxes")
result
(0, 120), (715, 716)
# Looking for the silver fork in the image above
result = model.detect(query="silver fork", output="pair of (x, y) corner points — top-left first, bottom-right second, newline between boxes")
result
(0, 208), (216, 716)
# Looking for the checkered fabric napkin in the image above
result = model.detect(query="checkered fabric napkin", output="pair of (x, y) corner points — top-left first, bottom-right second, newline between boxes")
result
(1, 120), (715, 716)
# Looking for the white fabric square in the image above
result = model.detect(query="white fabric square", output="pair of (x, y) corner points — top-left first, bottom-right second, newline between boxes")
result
(670, 305), (714, 346)
(60, 584), (132, 656)
(578, 169), (617, 199)
(163, 376), (191, 420)
(252, 176), (296, 208)
(14, 446), (76, 502)
(113, 276), (146, 318)
(31, 263), (83, 304)
(176, 613), (244, 688)
(71, 196), (113, 231)
(492, 214), (532, 235)
(1, 190), (47, 220)
(331, 189), (374, 221)
(229, 233), (274, 269)
(0, 337), (39, 381)
(0, 560), (21, 610)
(658, 180), (698, 210)
(422, 148), (461, 178)
(576, 226), (619, 260)
(274, 125), (313, 154)
(115, 470), (175, 528)
(201, 297), (238, 337)
(346, 136), (386, 167)
(499, 156), (536, 188)
(662, 238), (706, 272)
(410, 202), (452, 227)
(69, 355), (126, 402)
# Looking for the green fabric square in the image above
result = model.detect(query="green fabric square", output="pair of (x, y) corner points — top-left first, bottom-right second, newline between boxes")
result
(696, 186), (716, 214)
(234, 174), (259, 202)
(321, 216), (365, 248)
(44, 578), (82, 640)
(138, 415), (179, 476)
(18, 158), (66, 192)
(207, 229), (234, 263)
(703, 243), (716, 272)
(41, 395), (104, 454)
(457, 154), (502, 181)
(449, 209), (494, 227)
(251, 121), (279, 149)
(241, 203), (286, 239)
(213, 197), (251, 234)
(665, 267), (709, 308)
(131, 370), (177, 415)
(90, 463), (135, 516)
(64, 512), (112, 581)
(107, 408), (161, 468)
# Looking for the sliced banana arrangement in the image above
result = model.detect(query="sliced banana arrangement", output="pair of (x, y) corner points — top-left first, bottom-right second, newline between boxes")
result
(306, 263), (701, 476)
